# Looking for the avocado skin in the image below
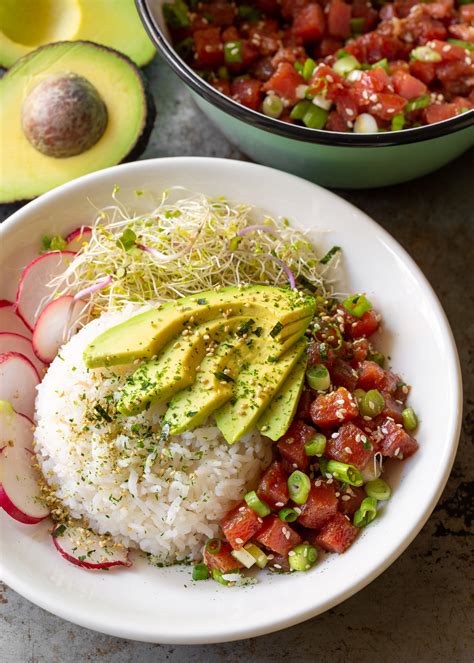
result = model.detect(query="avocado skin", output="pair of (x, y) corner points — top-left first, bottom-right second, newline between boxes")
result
(0, 41), (156, 203)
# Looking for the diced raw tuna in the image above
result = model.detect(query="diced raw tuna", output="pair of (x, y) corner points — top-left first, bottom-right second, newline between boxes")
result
(194, 28), (224, 68)
(381, 392), (404, 423)
(257, 460), (289, 509)
(310, 387), (359, 428)
(358, 360), (399, 393)
(263, 62), (306, 104)
(326, 421), (373, 469)
(292, 4), (326, 43)
(314, 512), (359, 553)
(220, 502), (263, 549)
(344, 310), (380, 339)
(204, 542), (244, 572)
(329, 358), (359, 391)
(392, 70), (428, 99)
(231, 78), (263, 110)
(298, 482), (338, 529)
(277, 420), (316, 471)
(328, 0), (352, 39)
(255, 514), (302, 556)
(338, 486), (366, 516)
(379, 418), (419, 459)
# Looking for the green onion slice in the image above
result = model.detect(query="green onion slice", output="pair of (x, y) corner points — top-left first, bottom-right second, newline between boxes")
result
(326, 460), (364, 487)
(278, 507), (299, 522)
(353, 496), (378, 528)
(402, 406), (418, 431)
(447, 38), (474, 51)
(365, 478), (391, 501)
(288, 470), (311, 505)
(306, 364), (330, 391)
(192, 563), (209, 581)
(244, 490), (271, 517)
(342, 293), (372, 317)
(304, 433), (327, 457)
(205, 538), (222, 555)
(224, 41), (243, 64)
(244, 542), (268, 569)
(288, 543), (318, 571)
(405, 94), (431, 112)
(359, 389), (385, 417)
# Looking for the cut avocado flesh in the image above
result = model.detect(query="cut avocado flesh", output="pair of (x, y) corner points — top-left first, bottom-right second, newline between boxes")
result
(84, 286), (316, 368)
(0, 0), (155, 68)
(257, 352), (307, 441)
(117, 316), (254, 415)
(0, 41), (154, 203)
(215, 338), (307, 444)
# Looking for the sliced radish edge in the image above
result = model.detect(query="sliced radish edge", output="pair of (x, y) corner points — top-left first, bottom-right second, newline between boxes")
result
(52, 523), (132, 570)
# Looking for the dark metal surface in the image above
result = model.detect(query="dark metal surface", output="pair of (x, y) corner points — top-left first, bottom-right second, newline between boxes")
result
(1, 57), (473, 663)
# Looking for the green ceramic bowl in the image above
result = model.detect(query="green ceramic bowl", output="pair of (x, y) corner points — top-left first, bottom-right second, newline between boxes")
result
(136, 0), (474, 188)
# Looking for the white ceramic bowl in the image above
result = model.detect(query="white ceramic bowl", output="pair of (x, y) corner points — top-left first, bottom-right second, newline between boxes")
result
(0, 157), (462, 644)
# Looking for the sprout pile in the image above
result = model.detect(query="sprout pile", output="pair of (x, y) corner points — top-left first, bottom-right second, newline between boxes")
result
(46, 187), (340, 319)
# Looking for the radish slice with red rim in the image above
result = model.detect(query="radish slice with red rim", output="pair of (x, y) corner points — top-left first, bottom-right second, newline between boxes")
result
(0, 352), (40, 420)
(32, 296), (88, 364)
(15, 251), (76, 330)
(52, 523), (132, 569)
(0, 400), (49, 524)
(0, 300), (32, 338)
(65, 227), (92, 252)
(0, 332), (46, 375)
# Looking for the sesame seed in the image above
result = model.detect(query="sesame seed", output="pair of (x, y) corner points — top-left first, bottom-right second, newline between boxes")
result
(235, 537), (243, 545)
(275, 502), (284, 507)
(344, 446), (352, 454)
(341, 495), (351, 501)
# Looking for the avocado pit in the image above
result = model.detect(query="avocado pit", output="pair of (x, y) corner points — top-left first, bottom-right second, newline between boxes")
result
(21, 72), (108, 158)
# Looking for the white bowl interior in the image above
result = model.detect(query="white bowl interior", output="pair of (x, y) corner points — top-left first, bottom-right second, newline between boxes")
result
(0, 158), (461, 643)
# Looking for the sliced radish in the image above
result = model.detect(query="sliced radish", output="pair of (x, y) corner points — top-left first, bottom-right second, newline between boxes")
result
(65, 226), (92, 252)
(0, 352), (40, 420)
(0, 400), (49, 524)
(0, 332), (46, 375)
(15, 251), (76, 330)
(0, 300), (32, 338)
(32, 296), (88, 364)
(52, 523), (131, 570)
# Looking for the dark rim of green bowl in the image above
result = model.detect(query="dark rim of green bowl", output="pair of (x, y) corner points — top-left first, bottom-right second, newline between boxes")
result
(137, 0), (474, 148)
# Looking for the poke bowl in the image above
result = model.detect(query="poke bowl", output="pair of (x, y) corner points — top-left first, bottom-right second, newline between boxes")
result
(136, 0), (474, 188)
(0, 157), (462, 643)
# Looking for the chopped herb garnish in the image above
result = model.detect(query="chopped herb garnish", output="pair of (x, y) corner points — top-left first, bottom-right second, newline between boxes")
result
(270, 322), (283, 338)
(94, 403), (112, 422)
(41, 234), (67, 252)
(214, 371), (235, 383)
(52, 524), (66, 538)
(320, 246), (341, 264)
(116, 228), (137, 251)
(236, 319), (255, 337)
(197, 298), (207, 305)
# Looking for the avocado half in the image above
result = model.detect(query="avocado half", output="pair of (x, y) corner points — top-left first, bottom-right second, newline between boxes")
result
(0, 0), (155, 68)
(0, 41), (156, 203)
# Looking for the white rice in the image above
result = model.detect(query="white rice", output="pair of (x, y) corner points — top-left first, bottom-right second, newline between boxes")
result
(34, 308), (272, 562)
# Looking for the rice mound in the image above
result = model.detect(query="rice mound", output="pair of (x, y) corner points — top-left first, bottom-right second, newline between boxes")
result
(34, 309), (272, 562)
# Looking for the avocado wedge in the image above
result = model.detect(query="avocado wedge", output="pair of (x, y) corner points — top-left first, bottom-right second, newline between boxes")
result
(0, 0), (155, 68)
(117, 316), (255, 415)
(0, 41), (155, 203)
(85, 286), (316, 368)
(257, 352), (307, 441)
(215, 338), (307, 445)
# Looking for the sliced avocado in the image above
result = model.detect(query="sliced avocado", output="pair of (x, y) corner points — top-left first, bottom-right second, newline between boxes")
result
(84, 286), (316, 368)
(0, 41), (155, 203)
(257, 353), (307, 441)
(215, 338), (307, 445)
(0, 0), (155, 69)
(117, 316), (254, 415)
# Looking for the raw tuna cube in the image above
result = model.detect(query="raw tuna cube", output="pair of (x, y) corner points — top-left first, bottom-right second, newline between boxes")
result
(330, 358), (359, 391)
(263, 62), (305, 104)
(220, 502), (263, 549)
(381, 392), (404, 423)
(379, 418), (419, 459)
(277, 420), (316, 471)
(231, 78), (262, 110)
(326, 421), (373, 469)
(358, 361), (399, 394)
(328, 0), (352, 39)
(204, 542), (244, 572)
(314, 512), (359, 553)
(194, 28), (224, 68)
(257, 460), (289, 510)
(292, 4), (326, 42)
(298, 482), (338, 529)
(338, 485), (365, 516)
(255, 514), (302, 556)
(310, 387), (359, 428)
(345, 309), (380, 339)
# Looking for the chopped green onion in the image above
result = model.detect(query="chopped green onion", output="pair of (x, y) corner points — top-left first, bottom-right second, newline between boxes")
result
(353, 496), (378, 528)
(290, 100), (311, 120)
(244, 542), (268, 568)
(304, 433), (327, 457)
(244, 490), (271, 517)
(288, 543), (318, 571)
(342, 293), (372, 318)
(368, 351), (385, 367)
(458, 0), (473, 4)
(447, 38), (474, 51)
(288, 470), (311, 505)
(303, 57), (317, 81)
(391, 113), (406, 131)
(302, 104), (329, 129)
(320, 245), (341, 264)
(269, 321), (283, 338)
(192, 563), (209, 580)
(371, 58), (390, 74)
(212, 568), (230, 585)
(278, 507), (299, 522)
(402, 407), (418, 431)
(306, 364), (330, 391)
(405, 94), (430, 112)
(365, 478), (391, 501)
(354, 388), (366, 408)
(231, 548), (256, 569)
(326, 460), (364, 487)
(263, 94), (284, 118)
(336, 49), (351, 59)
(163, 0), (190, 28)
(359, 389), (385, 417)
(205, 538), (222, 555)
(410, 46), (442, 63)
(318, 456), (329, 477)
(333, 55), (360, 76)
(354, 113), (378, 134)
(175, 36), (194, 60)
(224, 41), (243, 64)
(238, 5), (262, 20)
(350, 17), (365, 34)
